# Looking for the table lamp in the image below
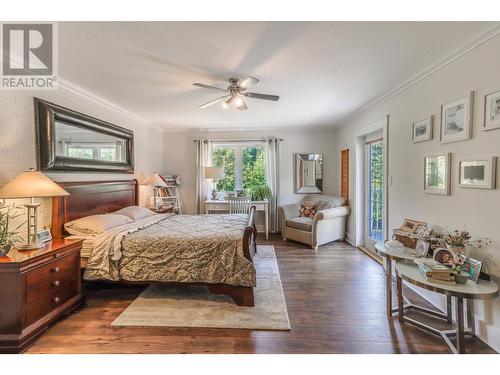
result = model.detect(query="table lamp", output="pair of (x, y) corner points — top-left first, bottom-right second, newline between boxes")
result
(0, 169), (69, 250)
(204, 166), (225, 200)
(142, 173), (167, 208)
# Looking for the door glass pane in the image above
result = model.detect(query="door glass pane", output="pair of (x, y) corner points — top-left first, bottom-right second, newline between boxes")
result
(368, 142), (384, 241)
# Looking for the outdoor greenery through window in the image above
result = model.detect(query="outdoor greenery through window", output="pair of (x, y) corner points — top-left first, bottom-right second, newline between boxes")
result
(212, 143), (266, 193)
(368, 141), (384, 241)
(67, 144), (118, 161)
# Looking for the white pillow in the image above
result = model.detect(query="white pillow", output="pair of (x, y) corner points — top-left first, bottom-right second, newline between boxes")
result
(64, 214), (133, 235)
(114, 206), (156, 221)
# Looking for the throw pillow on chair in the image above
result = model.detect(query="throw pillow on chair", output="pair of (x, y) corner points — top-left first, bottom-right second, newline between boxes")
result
(299, 201), (316, 218)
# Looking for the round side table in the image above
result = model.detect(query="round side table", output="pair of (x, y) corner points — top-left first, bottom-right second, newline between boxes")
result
(374, 242), (451, 320)
(396, 262), (499, 354)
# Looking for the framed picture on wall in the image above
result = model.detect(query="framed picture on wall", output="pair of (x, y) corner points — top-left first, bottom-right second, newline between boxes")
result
(484, 90), (500, 131)
(440, 92), (473, 144)
(458, 156), (497, 189)
(412, 116), (433, 143)
(424, 153), (451, 195)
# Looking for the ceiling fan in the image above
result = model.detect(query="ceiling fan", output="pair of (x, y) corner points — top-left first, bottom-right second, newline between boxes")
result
(193, 77), (279, 111)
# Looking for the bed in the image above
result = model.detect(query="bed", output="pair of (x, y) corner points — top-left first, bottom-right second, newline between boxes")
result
(51, 180), (257, 306)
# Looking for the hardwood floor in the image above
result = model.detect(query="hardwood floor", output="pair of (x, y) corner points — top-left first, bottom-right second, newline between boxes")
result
(26, 235), (495, 354)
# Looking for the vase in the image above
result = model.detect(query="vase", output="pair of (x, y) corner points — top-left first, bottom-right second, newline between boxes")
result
(0, 243), (12, 257)
(455, 272), (469, 284)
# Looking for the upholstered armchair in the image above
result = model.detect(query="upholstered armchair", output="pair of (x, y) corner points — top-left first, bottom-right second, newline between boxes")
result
(279, 194), (350, 250)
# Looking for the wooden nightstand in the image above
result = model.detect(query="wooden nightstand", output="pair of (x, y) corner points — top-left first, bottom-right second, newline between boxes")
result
(0, 239), (85, 353)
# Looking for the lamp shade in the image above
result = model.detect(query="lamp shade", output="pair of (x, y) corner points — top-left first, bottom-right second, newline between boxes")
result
(0, 169), (69, 198)
(204, 166), (225, 179)
(142, 173), (167, 187)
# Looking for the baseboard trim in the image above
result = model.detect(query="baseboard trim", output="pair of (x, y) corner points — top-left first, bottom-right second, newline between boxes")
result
(357, 246), (383, 265)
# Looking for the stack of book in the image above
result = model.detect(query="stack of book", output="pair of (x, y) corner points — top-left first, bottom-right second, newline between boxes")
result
(414, 259), (456, 285)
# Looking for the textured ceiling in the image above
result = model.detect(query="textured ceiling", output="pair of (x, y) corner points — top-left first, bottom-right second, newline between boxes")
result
(59, 21), (491, 130)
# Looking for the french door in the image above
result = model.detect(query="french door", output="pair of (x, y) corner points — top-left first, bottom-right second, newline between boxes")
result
(364, 138), (384, 250)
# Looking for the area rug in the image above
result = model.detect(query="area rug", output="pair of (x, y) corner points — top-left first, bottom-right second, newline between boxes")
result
(111, 245), (291, 330)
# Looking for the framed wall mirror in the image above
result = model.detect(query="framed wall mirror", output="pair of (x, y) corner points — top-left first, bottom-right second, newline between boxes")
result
(35, 98), (134, 173)
(295, 153), (323, 193)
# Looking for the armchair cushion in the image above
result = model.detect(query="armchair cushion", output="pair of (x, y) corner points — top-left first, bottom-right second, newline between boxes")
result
(286, 217), (313, 232)
(279, 203), (302, 220)
(302, 194), (345, 208)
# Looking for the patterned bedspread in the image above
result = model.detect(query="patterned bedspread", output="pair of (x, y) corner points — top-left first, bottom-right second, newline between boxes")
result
(84, 214), (256, 287)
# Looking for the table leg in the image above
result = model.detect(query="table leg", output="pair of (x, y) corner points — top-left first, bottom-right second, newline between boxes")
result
(446, 295), (452, 323)
(467, 299), (475, 337)
(385, 257), (393, 317)
(456, 297), (465, 354)
(265, 205), (269, 240)
(397, 274), (404, 323)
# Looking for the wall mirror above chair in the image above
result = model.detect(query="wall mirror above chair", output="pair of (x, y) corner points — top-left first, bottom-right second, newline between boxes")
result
(295, 153), (323, 193)
(35, 98), (134, 173)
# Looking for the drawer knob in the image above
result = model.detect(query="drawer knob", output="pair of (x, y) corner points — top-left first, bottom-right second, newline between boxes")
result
(52, 266), (60, 273)
(52, 280), (60, 287)
(53, 297), (60, 304)
(54, 253), (61, 258)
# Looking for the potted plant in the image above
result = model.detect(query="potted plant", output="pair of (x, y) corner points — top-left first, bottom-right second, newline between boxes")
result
(246, 184), (272, 201)
(0, 200), (23, 256)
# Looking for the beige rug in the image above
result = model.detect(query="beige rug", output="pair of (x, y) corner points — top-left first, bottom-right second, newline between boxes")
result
(112, 245), (291, 330)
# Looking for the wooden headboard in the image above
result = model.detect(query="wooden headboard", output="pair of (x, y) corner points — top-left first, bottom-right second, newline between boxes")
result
(51, 180), (138, 239)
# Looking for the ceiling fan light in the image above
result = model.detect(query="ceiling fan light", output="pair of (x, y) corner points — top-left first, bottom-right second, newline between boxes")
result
(234, 96), (243, 108)
(221, 101), (229, 109)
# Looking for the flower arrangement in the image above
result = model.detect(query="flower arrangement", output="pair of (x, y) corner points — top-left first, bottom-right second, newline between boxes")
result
(444, 229), (471, 249)
(0, 200), (23, 251)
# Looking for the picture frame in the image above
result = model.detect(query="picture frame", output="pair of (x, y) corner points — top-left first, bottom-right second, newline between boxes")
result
(460, 255), (483, 284)
(412, 116), (433, 143)
(414, 240), (430, 258)
(424, 153), (451, 195)
(433, 248), (456, 266)
(440, 92), (473, 144)
(484, 90), (500, 131)
(399, 219), (425, 233)
(458, 156), (497, 189)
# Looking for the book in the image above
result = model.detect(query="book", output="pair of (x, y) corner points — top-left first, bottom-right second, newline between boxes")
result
(418, 267), (456, 285)
(414, 259), (452, 274)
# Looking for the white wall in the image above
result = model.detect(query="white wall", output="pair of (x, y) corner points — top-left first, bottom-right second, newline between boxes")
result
(336, 34), (500, 351)
(0, 83), (164, 238)
(163, 129), (338, 225)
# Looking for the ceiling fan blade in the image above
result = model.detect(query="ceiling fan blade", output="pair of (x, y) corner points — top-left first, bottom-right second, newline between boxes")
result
(242, 92), (279, 101)
(193, 83), (228, 93)
(239, 76), (259, 90)
(199, 95), (231, 109)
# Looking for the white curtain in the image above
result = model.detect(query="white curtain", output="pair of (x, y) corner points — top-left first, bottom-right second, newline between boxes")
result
(195, 139), (212, 214)
(264, 137), (280, 232)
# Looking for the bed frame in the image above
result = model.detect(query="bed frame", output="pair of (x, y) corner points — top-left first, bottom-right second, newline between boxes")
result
(51, 180), (257, 306)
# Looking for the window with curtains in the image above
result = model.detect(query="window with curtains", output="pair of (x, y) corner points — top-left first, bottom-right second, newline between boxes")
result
(211, 143), (266, 192)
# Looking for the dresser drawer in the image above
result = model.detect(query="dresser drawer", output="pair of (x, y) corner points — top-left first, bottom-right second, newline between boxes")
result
(25, 277), (78, 327)
(26, 268), (76, 305)
(25, 253), (78, 288)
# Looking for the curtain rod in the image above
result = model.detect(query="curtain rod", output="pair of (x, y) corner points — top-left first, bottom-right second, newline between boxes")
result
(193, 138), (283, 143)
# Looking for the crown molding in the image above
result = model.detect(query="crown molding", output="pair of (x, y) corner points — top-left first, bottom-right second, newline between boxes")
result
(338, 22), (500, 128)
(58, 78), (163, 132)
(162, 124), (336, 134)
